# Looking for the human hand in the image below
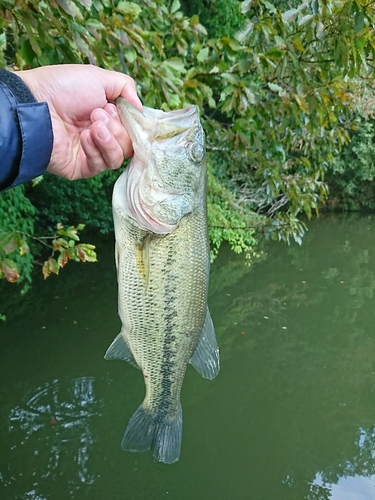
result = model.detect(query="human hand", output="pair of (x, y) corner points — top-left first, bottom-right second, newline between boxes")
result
(17, 64), (143, 180)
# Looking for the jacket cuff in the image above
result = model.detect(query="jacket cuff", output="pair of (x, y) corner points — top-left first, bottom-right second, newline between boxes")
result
(10, 102), (54, 188)
(0, 72), (53, 190)
(0, 69), (37, 103)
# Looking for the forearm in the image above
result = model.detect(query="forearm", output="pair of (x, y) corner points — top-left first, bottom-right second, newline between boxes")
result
(0, 69), (53, 191)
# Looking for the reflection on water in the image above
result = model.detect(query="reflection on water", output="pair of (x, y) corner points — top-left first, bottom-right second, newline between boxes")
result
(311, 473), (375, 500)
(2, 215), (375, 499)
(307, 426), (375, 499)
(2, 377), (102, 497)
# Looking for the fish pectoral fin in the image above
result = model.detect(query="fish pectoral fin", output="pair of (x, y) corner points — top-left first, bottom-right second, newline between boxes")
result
(135, 234), (152, 291)
(189, 307), (220, 380)
(104, 330), (140, 369)
(122, 403), (183, 464)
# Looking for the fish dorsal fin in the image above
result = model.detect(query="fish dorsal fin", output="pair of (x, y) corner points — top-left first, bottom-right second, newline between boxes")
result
(104, 330), (140, 369)
(189, 308), (220, 380)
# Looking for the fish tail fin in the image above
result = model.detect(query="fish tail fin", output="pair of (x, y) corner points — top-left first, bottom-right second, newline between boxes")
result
(122, 404), (183, 464)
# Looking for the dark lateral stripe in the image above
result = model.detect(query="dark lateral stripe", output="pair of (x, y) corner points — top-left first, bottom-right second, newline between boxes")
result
(158, 245), (179, 418)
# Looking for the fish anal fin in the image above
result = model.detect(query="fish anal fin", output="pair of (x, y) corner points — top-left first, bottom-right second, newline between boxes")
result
(190, 307), (220, 380)
(104, 330), (140, 369)
(122, 404), (183, 464)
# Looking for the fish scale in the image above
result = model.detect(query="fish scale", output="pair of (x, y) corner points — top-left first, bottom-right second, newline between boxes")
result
(105, 99), (220, 464)
(118, 210), (208, 415)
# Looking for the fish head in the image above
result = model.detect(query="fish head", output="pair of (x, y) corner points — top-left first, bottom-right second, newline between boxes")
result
(116, 98), (206, 234)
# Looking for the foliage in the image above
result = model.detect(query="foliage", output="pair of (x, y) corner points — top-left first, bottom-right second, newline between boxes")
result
(207, 162), (260, 260)
(325, 117), (375, 212)
(202, 0), (363, 241)
(0, 183), (96, 314)
(1, 0), (375, 292)
(180, 0), (243, 38)
(0, 186), (35, 289)
(0, 217), (97, 283)
(26, 170), (121, 234)
(0, 179), (100, 321)
(41, 223), (97, 279)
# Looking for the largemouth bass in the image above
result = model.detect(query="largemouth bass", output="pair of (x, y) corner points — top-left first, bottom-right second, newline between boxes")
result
(104, 98), (220, 464)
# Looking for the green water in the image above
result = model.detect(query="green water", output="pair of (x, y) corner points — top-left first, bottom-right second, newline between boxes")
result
(1, 215), (375, 500)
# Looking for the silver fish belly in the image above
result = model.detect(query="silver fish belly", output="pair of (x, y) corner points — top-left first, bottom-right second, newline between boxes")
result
(105, 98), (220, 464)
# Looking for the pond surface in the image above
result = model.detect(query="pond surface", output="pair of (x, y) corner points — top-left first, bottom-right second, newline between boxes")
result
(1, 214), (375, 499)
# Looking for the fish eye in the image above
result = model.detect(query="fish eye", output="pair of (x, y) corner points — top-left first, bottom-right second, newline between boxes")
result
(188, 142), (205, 163)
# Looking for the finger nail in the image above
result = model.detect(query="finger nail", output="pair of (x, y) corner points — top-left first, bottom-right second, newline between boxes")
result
(107, 104), (118, 117)
(97, 123), (111, 141)
(92, 108), (109, 123)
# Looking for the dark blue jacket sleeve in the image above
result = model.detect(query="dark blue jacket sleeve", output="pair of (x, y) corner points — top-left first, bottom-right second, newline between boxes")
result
(0, 70), (53, 191)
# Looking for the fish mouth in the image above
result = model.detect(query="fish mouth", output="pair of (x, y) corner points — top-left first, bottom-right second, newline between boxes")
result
(116, 98), (199, 143)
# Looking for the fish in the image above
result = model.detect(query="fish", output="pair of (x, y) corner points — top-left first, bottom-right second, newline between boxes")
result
(104, 98), (220, 464)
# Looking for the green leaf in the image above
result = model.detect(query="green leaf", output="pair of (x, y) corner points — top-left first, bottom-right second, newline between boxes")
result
(24, 25), (42, 57)
(268, 83), (284, 96)
(355, 11), (365, 33)
(86, 18), (105, 30)
(241, 0), (253, 14)
(56, 0), (83, 19)
(265, 47), (284, 60)
(125, 46), (137, 64)
(292, 38), (305, 52)
(171, 0), (180, 14)
(77, 0), (92, 8)
(282, 8), (299, 23)
(262, 0), (277, 14)
(162, 58), (187, 76)
(298, 14), (314, 27)
(115, 1), (142, 21)
(355, 35), (367, 52)
(58, 226), (80, 241)
(197, 47), (209, 63)
(21, 39), (36, 63)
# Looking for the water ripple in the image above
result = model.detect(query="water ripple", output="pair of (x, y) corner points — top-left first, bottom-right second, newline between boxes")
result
(2, 376), (104, 496)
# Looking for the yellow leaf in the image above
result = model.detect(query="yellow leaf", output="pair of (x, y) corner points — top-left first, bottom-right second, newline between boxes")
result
(292, 39), (305, 52)
(293, 94), (309, 113)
